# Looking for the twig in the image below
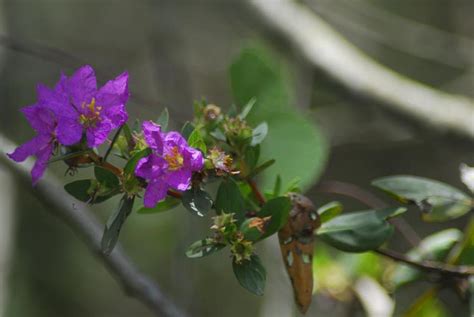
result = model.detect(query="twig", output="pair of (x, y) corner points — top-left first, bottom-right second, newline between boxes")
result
(246, 0), (474, 138)
(247, 178), (266, 206)
(315, 180), (421, 247)
(374, 249), (474, 278)
(0, 135), (188, 317)
(104, 126), (123, 162)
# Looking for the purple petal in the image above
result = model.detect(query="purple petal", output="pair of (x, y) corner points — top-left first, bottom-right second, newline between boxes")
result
(56, 117), (83, 145)
(7, 134), (51, 163)
(103, 104), (128, 128)
(143, 180), (168, 208)
(85, 120), (112, 148)
(135, 154), (167, 180)
(164, 131), (187, 148)
(31, 142), (54, 185)
(37, 76), (76, 119)
(184, 147), (204, 171)
(165, 169), (192, 191)
(142, 121), (163, 153)
(67, 65), (97, 108)
(21, 105), (55, 133)
(95, 72), (129, 108)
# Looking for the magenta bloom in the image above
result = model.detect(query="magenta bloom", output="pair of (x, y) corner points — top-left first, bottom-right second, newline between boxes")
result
(8, 65), (130, 184)
(135, 121), (204, 208)
(65, 65), (129, 148)
(7, 75), (81, 184)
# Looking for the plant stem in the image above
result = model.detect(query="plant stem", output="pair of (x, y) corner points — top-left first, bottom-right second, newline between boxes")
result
(104, 126), (123, 162)
(374, 249), (474, 277)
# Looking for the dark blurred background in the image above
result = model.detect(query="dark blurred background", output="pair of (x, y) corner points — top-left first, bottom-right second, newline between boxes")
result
(0, 1), (473, 316)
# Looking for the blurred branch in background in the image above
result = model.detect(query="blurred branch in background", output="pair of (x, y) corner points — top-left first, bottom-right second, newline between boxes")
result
(308, 0), (474, 69)
(247, 0), (474, 139)
(0, 135), (188, 317)
(0, 168), (15, 317)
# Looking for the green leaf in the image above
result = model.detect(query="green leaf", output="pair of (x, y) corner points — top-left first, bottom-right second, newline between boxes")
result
(257, 196), (291, 239)
(403, 289), (448, 317)
(181, 188), (213, 217)
(156, 108), (169, 131)
(215, 179), (246, 222)
(273, 175), (282, 198)
(391, 228), (462, 289)
(372, 175), (472, 222)
(137, 196), (181, 214)
(230, 46), (328, 191)
(187, 128), (207, 153)
(317, 207), (407, 252)
(240, 218), (265, 241)
(101, 195), (135, 255)
(244, 145), (260, 172)
(317, 201), (343, 223)
(453, 217), (474, 265)
(251, 122), (268, 146)
(48, 149), (91, 164)
(238, 97), (256, 119)
(185, 238), (225, 258)
(249, 159), (275, 178)
(64, 180), (95, 202)
(181, 121), (195, 140)
(94, 166), (120, 189)
(233, 254), (266, 296)
(124, 148), (151, 175)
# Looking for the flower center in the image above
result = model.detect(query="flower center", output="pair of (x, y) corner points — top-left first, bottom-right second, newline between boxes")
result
(164, 146), (184, 171)
(79, 98), (102, 128)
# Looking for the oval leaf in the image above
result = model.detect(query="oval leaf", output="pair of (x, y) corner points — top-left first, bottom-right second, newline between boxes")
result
(215, 179), (246, 222)
(372, 175), (471, 222)
(233, 254), (266, 296)
(258, 196), (291, 239)
(317, 201), (343, 223)
(185, 238), (225, 258)
(317, 207), (406, 252)
(101, 196), (135, 255)
(182, 188), (213, 217)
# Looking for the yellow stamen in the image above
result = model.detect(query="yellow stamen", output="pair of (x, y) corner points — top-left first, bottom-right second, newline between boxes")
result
(164, 146), (184, 171)
(79, 98), (102, 127)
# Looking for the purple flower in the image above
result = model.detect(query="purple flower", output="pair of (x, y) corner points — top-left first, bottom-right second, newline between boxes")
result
(8, 65), (130, 184)
(7, 75), (80, 184)
(66, 65), (129, 148)
(135, 121), (204, 208)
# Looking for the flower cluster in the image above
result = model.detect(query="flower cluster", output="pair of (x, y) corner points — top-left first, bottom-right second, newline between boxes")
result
(135, 121), (204, 208)
(8, 65), (129, 184)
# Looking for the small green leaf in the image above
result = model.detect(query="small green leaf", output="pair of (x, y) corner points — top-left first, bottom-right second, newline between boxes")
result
(94, 166), (120, 189)
(137, 197), (181, 214)
(210, 128), (226, 142)
(317, 207), (407, 252)
(187, 129), (207, 153)
(244, 145), (260, 172)
(391, 228), (462, 289)
(181, 121), (195, 140)
(238, 97), (256, 119)
(317, 201), (343, 223)
(257, 196), (291, 239)
(186, 238), (225, 258)
(181, 188), (213, 217)
(240, 218), (265, 241)
(215, 179), (246, 222)
(124, 148), (152, 175)
(48, 149), (91, 164)
(251, 122), (268, 146)
(249, 159), (275, 178)
(101, 195), (135, 255)
(64, 180), (94, 202)
(273, 175), (282, 198)
(233, 254), (266, 296)
(156, 108), (169, 131)
(372, 175), (471, 222)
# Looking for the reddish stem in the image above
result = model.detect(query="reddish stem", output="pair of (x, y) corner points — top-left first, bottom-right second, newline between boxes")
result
(247, 178), (266, 206)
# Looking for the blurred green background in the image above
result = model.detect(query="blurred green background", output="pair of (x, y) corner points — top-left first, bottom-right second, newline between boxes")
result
(0, 0), (472, 316)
